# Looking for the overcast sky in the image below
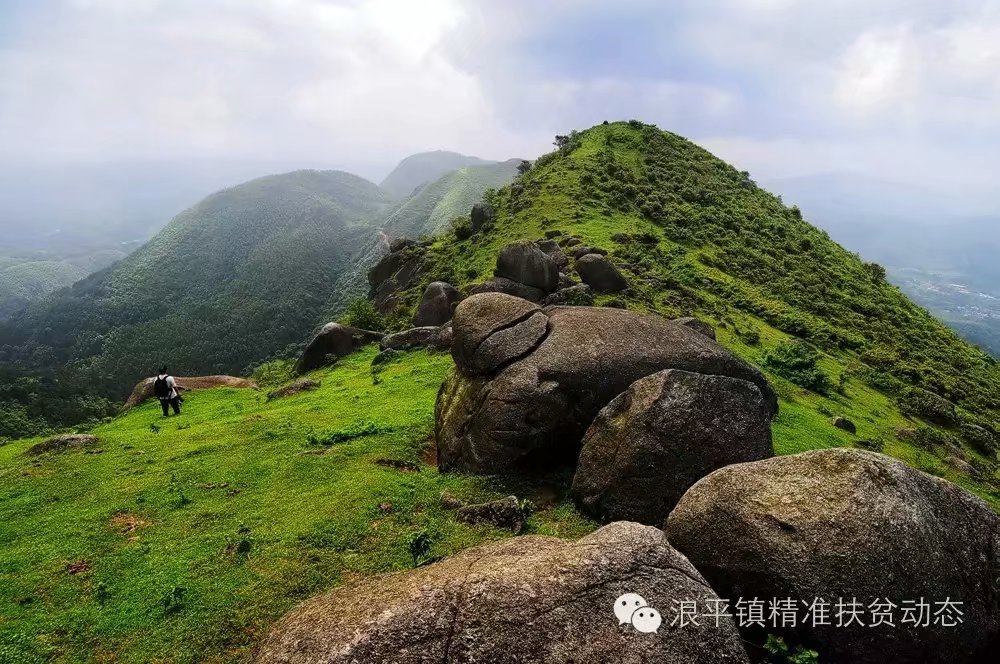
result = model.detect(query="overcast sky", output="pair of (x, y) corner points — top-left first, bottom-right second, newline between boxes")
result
(2, 0), (1000, 199)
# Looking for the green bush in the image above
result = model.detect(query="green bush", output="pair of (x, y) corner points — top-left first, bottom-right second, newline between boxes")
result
(306, 420), (389, 446)
(340, 298), (386, 332)
(764, 341), (831, 394)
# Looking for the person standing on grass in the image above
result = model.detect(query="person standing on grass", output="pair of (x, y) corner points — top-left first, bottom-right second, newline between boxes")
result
(153, 366), (182, 416)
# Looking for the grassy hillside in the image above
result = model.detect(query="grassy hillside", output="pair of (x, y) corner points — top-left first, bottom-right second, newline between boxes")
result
(381, 159), (521, 238)
(0, 170), (392, 432)
(379, 151), (494, 200)
(385, 120), (1000, 503)
(0, 348), (592, 663)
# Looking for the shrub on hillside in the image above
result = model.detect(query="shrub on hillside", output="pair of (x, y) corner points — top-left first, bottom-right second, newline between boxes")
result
(897, 387), (958, 427)
(763, 341), (831, 394)
(340, 298), (386, 332)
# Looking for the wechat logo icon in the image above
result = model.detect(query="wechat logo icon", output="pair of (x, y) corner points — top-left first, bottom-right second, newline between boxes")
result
(614, 593), (662, 634)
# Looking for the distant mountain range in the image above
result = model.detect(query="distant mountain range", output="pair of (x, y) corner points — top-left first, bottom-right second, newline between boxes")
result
(0, 151), (521, 436)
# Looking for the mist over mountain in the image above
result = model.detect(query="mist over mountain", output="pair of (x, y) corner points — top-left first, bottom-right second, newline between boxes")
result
(379, 151), (495, 200)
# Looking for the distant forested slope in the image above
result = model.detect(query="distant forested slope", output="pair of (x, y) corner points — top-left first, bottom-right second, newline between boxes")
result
(0, 170), (391, 431)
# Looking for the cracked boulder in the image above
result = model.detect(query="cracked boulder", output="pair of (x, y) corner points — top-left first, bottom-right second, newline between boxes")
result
(252, 522), (749, 664)
(572, 369), (773, 525)
(436, 294), (777, 474)
(496, 240), (559, 293)
(296, 323), (383, 373)
(666, 448), (1000, 664)
(413, 281), (460, 327)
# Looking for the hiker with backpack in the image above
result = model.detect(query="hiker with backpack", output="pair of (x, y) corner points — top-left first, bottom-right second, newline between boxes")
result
(153, 367), (182, 416)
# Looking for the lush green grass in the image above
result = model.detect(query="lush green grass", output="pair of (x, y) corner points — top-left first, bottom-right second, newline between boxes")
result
(0, 348), (595, 663)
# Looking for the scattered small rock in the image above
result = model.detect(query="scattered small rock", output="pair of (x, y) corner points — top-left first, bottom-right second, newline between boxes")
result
(268, 378), (320, 400)
(380, 325), (453, 352)
(25, 434), (98, 456)
(455, 495), (525, 533)
(570, 245), (606, 260)
(67, 561), (91, 575)
(945, 455), (979, 478)
(439, 491), (465, 510)
(468, 277), (545, 303)
(831, 415), (857, 434)
(672, 316), (716, 340)
(374, 458), (421, 472)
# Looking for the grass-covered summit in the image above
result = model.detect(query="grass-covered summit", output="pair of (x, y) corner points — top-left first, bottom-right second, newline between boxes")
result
(388, 120), (999, 501)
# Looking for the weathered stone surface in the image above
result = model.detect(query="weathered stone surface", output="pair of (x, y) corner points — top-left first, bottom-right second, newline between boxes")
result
(464, 311), (549, 376)
(25, 434), (99, 456)
(572, 369), (773, 525)
(542, 284), (595, 307)
(413, 281), (460, 327)
(666, 448), (1000, 664)
(267, 378), (320, 400)
(672, 317), (716, 341)
(535, 239), (569, 269)
(831, 416), (857, 434)
(296, 323), (383, 373)
(468, 277), (545, 303)
(495, 240), (559, 292)
(380, 325), (453, 352)
(253, 522), (749, 664)
(437, 301), (777, 474)
(450, 293), (543, 376)
(124, 375), (258, 408)
(576, 253), (628, 292)
(470, 202), (494, 233)
(455, 495), (525, 532)
(945, 455), (979, 478)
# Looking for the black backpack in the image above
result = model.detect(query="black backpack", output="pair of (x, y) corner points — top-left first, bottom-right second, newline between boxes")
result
(153, 376), (170, 399)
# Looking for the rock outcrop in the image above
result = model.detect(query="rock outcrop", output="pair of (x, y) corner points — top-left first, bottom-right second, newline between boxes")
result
(267, 378), (320, 400)
(368, 239), (428, 314)
(666, 448), (1000, 664)
(470, 202), (494, 234)
(831, 416), (856, 434)
(124, 375), (258, 409)
(535, 239), (569, 269)
(413, 281), (460, 327)
(495, 240), (559, 293)
(252, 522), (749, 664)
(455, 495), (525, 533)
(296, 323), (383, 373)
(572, 369), (773, 525)
(672, 317), (716, 341)
(436, 294), (777, 474)
(25, 434), (99, 456)
(380, 325), (453, 352)
(542, 284), (594, 306)
(575, 253), (628, 292)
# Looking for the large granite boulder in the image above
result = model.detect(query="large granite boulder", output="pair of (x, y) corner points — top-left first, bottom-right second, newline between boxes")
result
(666, 448), (1000, 664)
(413, 281), (460, 327)
(252, 522), (749, 664)
(572, 369), (773, 525)
(296, 323), (383, 373)
(436, 295), (777, 474)
(576, 254), (628, 292)
(380, 325), (453, 352)
(124, 375), (258, 408)
(496, 240), (559, 292)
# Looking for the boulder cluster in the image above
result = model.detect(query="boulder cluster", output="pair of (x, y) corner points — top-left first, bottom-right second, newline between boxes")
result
(267, 225), (1000, 663)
